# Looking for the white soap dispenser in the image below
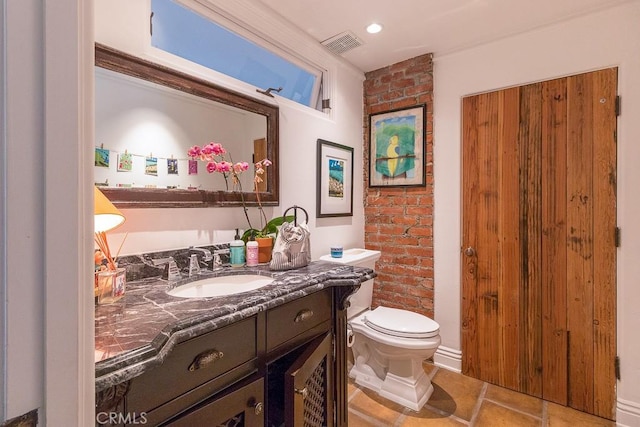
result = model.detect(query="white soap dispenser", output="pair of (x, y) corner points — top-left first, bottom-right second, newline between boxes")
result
(230, 229), (245, 267)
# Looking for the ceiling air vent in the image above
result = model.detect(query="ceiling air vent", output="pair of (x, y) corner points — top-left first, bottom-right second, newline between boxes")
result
(321, 31), (363, 56)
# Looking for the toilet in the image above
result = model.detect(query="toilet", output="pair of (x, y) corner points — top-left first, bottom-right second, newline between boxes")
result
(320, 248), (441, 411)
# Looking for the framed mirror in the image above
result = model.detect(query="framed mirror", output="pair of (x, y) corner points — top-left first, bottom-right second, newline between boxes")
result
(94, 43), (279, 208)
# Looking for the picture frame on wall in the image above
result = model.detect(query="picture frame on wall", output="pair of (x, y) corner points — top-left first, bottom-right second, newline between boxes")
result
(316, 139), (354, 218)
(369, 104), (426, 187)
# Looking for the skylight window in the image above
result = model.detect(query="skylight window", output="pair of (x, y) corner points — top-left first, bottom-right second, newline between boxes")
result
(151, 0), (324, 110)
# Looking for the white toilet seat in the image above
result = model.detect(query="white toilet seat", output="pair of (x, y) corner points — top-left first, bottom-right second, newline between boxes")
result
(364, 306), (439, 338)
(349, 308), (441, 350)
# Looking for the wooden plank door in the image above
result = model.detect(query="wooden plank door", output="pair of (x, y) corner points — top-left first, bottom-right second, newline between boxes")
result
(461, 68), (617, 419)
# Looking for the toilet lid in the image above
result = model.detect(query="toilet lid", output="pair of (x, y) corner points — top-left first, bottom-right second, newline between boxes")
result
(364, 306), (440, 338)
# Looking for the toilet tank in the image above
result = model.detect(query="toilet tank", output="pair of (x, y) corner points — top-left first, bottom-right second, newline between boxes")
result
(319, 248), (381, 319)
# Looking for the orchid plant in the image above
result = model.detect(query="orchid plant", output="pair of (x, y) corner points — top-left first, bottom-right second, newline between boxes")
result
(188, 142), (287, 240)
(187, 142), (249, 191)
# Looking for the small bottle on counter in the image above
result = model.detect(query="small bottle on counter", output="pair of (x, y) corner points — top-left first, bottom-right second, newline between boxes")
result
(230, 229), (245, 267)
(246, 241), (259, 266)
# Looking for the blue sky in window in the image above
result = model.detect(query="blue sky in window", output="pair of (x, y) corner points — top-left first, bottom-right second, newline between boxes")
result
(151, 0), (316, 106)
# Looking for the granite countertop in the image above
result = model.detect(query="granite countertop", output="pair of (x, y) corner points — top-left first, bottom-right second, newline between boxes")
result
(95, 260), (374, 392)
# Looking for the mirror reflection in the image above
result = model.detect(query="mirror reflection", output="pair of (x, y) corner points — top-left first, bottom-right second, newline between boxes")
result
(94, 43), (279, 208)
(95, 67), (266, 192)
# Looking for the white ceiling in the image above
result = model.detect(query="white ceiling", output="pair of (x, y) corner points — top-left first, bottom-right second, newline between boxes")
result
(257, 0), (635, 72)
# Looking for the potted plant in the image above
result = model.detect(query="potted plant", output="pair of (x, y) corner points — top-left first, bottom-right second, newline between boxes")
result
(240, 214), (294, 263)
(188, 142), (293, 263)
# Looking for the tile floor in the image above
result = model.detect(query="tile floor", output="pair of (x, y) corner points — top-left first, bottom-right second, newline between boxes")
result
(347, 362), (616, 426)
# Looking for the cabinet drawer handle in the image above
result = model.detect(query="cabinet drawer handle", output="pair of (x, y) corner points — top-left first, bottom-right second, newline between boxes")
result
(188, 349), (224, 371)
(294, 309), (314, 323)
(294, 387), (308, 399)
(247, 397), (263, 415)
(253, 401), (263, 415)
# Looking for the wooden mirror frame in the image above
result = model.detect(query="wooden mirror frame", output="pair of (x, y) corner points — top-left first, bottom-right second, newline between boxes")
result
(95, 43), (279, 208)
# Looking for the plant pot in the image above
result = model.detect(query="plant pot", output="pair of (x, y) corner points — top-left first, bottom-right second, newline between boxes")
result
(256, 236), (273, 264)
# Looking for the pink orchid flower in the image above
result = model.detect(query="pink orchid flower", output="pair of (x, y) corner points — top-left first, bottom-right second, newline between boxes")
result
(187, 145), (202, 158)
(206, 142), (226, 156)
(233, 162), (249, 173)
(216, 161), (232, 173)
(206, 161), (218, 173)
(200, 144), (214, 156)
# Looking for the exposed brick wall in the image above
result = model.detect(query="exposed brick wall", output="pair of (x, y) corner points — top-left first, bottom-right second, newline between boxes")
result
(363, 54), (435, 318)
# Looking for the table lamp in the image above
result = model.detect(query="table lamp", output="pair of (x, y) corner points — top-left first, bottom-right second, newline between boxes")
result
(94, 186), (125, 270)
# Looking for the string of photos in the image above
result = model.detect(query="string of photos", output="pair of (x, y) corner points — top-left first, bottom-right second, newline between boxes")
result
(94, 145), (201, 177)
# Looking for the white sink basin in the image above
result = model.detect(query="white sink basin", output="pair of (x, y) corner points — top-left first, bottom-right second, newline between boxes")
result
(167, 274), (274, 298)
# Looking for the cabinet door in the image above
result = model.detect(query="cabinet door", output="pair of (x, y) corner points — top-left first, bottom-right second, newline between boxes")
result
(166, 378), (264, 427)
(285, 333), (334, 427)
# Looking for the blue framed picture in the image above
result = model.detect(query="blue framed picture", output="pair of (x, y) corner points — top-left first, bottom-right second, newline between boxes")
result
(316, 139), (353, 218)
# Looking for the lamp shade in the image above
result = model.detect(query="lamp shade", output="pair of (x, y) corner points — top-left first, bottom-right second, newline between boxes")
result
(94, 187), (125, 233)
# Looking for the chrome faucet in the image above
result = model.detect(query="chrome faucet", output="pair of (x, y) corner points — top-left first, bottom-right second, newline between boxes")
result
(188, 246), (213, 262)
(212, 249), (229, 271)
(151, 257), (174, 267)
(188, 254), (201, 277)
(152, 256), (181, 282)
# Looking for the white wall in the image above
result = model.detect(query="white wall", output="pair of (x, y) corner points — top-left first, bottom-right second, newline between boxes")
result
(0, 1), (5, 419)
(433, 2), (640, 424)
(2, 2), (45, 420)
(95, 0), (366, 257)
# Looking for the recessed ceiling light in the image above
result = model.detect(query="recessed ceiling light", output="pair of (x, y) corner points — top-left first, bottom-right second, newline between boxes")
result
(366, 23), (383, 34)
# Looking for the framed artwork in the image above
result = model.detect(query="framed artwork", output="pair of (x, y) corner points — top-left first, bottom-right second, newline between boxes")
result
(369, 104), (426, 187)
(316, 139), (353, 218)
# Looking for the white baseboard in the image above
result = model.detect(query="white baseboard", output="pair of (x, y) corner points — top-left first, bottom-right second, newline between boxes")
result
(616, 397), (640, 426)
(433, 345), (462, 373)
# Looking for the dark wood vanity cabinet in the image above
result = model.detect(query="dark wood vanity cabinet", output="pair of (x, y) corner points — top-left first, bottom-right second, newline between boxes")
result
(106, 286), (352, 427)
